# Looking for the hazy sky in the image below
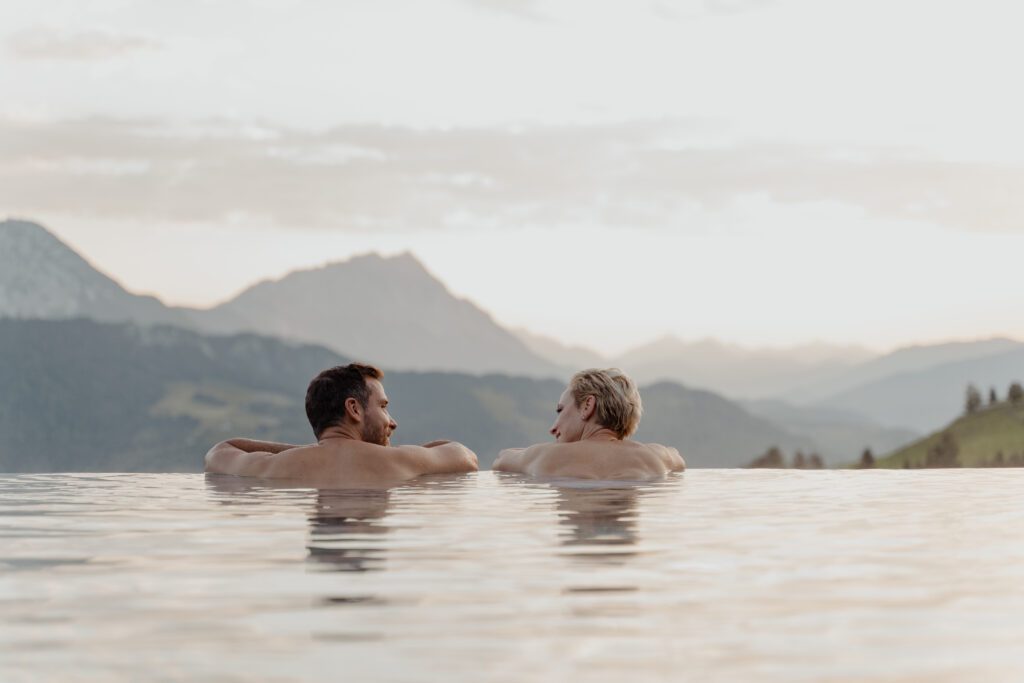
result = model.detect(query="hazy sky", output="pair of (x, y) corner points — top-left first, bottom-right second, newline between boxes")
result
(3, 0), (1024, 355)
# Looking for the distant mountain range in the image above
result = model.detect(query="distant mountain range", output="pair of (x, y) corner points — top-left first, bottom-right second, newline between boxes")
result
(740, 398), (918, 463)
(612, 335), (874, 399)
(0, 319), (823, 471)
(787, 338), (1023, 404)
(817, 347), (1024, 432)
(0, 219), (558, 378)
(513, 326), (1023, 439)
(518, 331), (1023, 436)
(3, 218), (1021, 447)
(512, 327), (607, 370)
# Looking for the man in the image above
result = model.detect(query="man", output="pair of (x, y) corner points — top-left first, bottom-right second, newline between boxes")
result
(493, 368), (684, 479)
(205, 363), (478, 487)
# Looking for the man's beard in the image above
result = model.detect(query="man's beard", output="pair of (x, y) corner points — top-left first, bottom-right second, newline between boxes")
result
(361, 421), (390, 446)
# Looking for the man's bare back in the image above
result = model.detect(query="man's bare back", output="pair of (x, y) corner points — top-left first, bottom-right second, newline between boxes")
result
(204, 364), (478, 487)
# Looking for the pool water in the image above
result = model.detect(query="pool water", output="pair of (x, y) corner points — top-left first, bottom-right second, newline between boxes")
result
(2, 470), (1023, 682)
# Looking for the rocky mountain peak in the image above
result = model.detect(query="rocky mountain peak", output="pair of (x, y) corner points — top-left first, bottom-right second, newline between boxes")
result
(0, 218), (183, 325)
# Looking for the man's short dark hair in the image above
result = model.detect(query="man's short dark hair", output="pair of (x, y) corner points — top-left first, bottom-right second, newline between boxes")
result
(305, 363), (384, 439)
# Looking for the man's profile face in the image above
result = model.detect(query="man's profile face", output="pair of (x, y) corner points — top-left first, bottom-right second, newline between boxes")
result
(549, 387), (587, 443)
(360, 378), (397, 446)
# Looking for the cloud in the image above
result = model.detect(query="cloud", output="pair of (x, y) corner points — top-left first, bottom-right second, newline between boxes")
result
(1, 116), (1022, 234)
(701, 0), (777, 15)
(6, 27), (160, 61)
(465, 0), (778, 22)
(467, 0), (547, 21)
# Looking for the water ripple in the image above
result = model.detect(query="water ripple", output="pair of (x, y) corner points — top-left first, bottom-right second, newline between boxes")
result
(1, 470), (1023, 682)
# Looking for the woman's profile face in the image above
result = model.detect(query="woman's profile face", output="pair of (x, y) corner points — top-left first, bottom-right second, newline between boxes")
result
(550, 387), (589, 443)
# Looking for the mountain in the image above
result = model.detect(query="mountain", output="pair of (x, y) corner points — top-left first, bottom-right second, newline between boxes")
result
(816, 347), (1024, 432)
(0, 319), (818, 472)
(791, 338), (1023, 404)
(876, 399), (1024, 468)
(614, 335), (874, 399)
(0, 218), (188, 326)
(187, 252), (560, 377)
(0, 219), (559, 378)
(512, 327), (607, 371)
(741, 398), (919, 463)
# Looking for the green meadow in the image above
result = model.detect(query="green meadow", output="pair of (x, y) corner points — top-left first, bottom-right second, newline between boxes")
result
(878, 400), (1024, 468)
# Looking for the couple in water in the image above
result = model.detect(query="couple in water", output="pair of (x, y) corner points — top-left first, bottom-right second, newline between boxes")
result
(205, 363), (685, 487)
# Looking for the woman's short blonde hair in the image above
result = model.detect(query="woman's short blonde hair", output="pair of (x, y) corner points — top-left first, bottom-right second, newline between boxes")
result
(568, 368), (643, 438)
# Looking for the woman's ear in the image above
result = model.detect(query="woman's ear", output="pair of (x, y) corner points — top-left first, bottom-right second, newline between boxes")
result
(581, 395), (597, 421)
(344, 397), (363, 423)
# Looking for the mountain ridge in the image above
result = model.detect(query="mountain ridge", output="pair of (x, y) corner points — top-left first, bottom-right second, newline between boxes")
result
(0, 219), (558, 378)
(189, 251), (560, 377)
(816, 347), (1024, 432)
(0, 218), (187, 326)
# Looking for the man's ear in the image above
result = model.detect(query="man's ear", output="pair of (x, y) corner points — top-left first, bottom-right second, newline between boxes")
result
(344, 397), (363, 423)
(581, 395), (597, 421)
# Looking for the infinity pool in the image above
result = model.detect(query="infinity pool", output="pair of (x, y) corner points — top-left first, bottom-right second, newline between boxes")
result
(2, 470), (1023, 682)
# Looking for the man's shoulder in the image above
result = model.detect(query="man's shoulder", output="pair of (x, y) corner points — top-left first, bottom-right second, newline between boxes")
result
(266, 441), (375, 473)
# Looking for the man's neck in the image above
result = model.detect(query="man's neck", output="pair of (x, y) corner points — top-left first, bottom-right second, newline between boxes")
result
(318, 424), (363, 444)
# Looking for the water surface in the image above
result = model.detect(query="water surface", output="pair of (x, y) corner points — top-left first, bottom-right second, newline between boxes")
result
(2, 470), (1023, 682)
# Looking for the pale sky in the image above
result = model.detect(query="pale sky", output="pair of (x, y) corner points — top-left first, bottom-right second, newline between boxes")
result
(2, 0), (1024, 355)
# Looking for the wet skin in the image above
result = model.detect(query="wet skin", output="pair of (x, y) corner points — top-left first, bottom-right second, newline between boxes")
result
(493, 387), (685, 480)
(205, 379), (478, 488)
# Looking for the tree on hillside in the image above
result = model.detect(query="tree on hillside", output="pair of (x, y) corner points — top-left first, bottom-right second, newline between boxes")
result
(925, 433), (960, 468)
(1009, 382), (1024, 405)
(748, 447), (785, 468)
(808, 453), (824, 469)
(965, 384), (982, 414)
(859, 448), (875, 468)
(989, 387), (998, 405)
(792, 451), (807, 469)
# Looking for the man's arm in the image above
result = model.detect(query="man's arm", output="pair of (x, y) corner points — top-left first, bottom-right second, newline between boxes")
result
(388, 441), (478, 477)
(204, 438), (304, 477)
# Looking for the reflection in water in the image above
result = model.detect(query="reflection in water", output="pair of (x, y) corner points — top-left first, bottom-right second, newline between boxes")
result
(306, 489), (392, 573)
(204, 473), (316, 508)
(555, 485), (643, 567)
(204, 474), (394, 573)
